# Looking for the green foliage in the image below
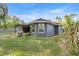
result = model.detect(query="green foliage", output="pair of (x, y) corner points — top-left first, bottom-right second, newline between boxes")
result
(0, 4), (8, 29)
(59, 14), (79, 55)
(56, 16), (62, 24)
(24, 32), (30, 36)
(0, 15), (23, 29)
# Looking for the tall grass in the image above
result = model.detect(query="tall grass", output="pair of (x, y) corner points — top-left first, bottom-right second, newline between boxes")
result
(0, 34), (62, 56)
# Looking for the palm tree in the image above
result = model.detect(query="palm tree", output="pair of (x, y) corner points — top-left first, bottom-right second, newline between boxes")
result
(63, 14), (78, 55)
(0, 3), (8, 29)
(76, 17), (79, 32)
(75, 18), (79, 47)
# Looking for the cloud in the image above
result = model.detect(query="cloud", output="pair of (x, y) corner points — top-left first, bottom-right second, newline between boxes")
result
(50, 9), (65, 14)
(14, 10), (63, 23)
(31, 4), (36, 6)
(13, 8), (79, 23)
(15, 14), (38, 23)
(15, 13), (57, 23)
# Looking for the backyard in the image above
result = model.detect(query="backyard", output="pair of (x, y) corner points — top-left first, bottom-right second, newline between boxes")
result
(0, 3), (79, 56)
(0, 32), (65, 56)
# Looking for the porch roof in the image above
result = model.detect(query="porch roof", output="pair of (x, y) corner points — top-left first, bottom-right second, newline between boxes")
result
(15, 18), (60, 27)
(29, 18), (60, 25)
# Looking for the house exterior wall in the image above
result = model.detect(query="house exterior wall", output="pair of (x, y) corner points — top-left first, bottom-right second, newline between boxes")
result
(58, 26), (63, 34)
(46, 24), (55, 36)
(30, 23), (55, 36)
(30, 24), (38, 36)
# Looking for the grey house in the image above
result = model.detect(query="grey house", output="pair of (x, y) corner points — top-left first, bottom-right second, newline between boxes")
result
(29, 18), (62, 36)
(16, 18), (62, 36)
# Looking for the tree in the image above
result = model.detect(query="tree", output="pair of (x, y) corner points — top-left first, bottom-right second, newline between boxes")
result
(56, 14), (79, 55)
(3, 15), (22, 29)
(0, 3), (8, 29)
(62, 14), (79, 55)
(11, 16), (21, 32)
(56, 16), (62, 24)
(56, 16), (63, 34)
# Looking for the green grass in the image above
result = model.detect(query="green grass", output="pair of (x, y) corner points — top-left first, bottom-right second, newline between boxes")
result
(0, 33), (64, 56)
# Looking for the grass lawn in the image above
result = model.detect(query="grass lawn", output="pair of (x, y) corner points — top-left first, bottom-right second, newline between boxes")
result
(0, 32), (64, 56)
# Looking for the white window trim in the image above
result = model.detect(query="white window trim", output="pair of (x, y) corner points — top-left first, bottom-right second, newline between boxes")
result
(38, 23), (45, 34)
(31, 24), (36, 32)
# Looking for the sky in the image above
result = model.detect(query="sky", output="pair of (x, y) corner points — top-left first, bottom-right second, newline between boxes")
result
(7, 3), (79, 23)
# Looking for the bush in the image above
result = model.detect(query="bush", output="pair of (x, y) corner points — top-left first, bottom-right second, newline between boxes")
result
(24, 32), (30, 36)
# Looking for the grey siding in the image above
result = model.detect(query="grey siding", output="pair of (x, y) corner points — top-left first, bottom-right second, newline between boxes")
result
(30, 24), (38, 36)
(59, 26), (63, 34)
(31, 23), (55, 36)
(46, 24), (55, 36)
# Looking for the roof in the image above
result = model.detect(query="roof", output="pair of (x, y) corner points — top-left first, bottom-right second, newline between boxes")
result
(34, 18), (50, 21)
(15, 18), (60, 27)
(15, 23), (30, 27)
(29, 18), (59, 25)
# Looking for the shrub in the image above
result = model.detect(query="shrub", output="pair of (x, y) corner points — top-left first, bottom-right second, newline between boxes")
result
(24, 32), (30, 36)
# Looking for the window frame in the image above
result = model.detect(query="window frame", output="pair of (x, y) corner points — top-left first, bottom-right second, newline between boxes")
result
(38, 23), (45, 34)
(31, 24), (36, 32)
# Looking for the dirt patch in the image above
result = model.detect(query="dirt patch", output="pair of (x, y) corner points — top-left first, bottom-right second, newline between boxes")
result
(0, 34), (17, 39)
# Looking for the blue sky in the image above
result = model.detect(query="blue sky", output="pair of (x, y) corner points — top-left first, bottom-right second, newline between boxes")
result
(7, 3), (79, 23)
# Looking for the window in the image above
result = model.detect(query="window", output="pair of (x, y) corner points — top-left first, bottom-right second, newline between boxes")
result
(32, 29), (35, 32)
(31, 25), (35, 32)
(38, 24), (45, 33)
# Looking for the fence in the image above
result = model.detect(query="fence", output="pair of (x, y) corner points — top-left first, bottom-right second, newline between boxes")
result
(0, 28), (16, 33)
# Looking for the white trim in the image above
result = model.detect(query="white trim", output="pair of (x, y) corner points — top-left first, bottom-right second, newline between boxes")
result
(38, 23), (45, 34)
